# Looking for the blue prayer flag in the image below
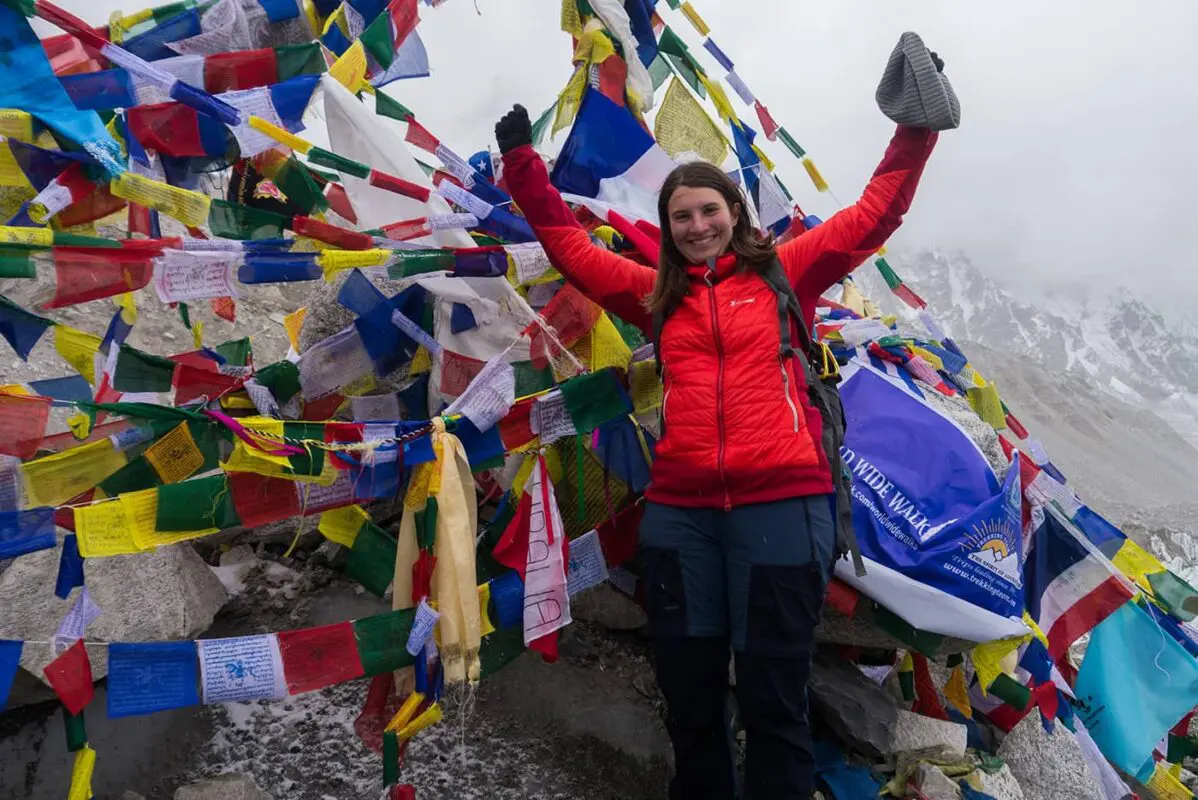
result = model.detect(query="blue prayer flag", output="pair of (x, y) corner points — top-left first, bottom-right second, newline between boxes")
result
(56, 534), (85, 600)
(0, 639), (22, 710)
(107, 641), (200, 718)
(0, 508), (57, 560)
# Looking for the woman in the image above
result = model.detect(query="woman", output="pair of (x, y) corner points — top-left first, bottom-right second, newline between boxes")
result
(494, 67), (942, 799)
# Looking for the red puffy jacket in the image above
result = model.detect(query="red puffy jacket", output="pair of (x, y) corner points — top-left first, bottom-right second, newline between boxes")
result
(503, 124), (938, 509)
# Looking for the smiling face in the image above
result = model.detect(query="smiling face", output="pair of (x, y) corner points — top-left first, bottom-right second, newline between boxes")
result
(666, 185), (740, 265)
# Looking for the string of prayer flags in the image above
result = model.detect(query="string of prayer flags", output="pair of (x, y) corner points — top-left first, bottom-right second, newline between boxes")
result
(277, 621), (365, 694)
(43, 639), (94, 716)
(875, 258), (927, 310)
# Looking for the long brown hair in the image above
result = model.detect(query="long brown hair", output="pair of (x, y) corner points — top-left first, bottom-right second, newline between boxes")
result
(644, 161), (776, 317)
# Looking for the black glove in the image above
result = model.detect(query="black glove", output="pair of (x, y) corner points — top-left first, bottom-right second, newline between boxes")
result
(929, 50), (944, 73)
(495, 104), (532, 155)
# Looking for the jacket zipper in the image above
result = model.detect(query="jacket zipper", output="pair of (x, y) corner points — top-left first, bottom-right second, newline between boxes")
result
(780, 359), (800, 433)
(705, 265), (732, 511)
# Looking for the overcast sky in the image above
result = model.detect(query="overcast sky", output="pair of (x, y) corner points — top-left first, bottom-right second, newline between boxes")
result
(54, 0), (1198, 310)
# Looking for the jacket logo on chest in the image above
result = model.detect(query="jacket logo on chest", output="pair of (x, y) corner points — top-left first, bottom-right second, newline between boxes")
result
(728, 297), (757, 307)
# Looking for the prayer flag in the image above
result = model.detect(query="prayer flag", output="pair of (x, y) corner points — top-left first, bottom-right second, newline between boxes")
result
(43, 640), (94, 716)
(0, 640), (22, 709)
(277, 621), (364, 694)
(107, 641), (200, 718)
(198, 634), (287, 703)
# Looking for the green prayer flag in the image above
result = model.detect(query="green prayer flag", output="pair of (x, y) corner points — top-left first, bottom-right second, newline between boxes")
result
(776, 127), (806, 160)
(374, 91), (414, 123)
(898, 668), (915, 702)
(530, 103), (557, 146)
(150, 1), (192, 23)
(98, 456), (162, 496)
(1167, 733), (1198, 763)
(275, 42), (325, 82)
(0, 250), (33, 278)
(382, 731), (400, 785)
(559, 368), (632, 433)
(386, 250), (456, 279)
(284, 422), (325, 477)
(113, 346), (176, 393)
(415, 497), (437, 551)
(872, 605), (944, 658)
(274, 156), (328, 215)
(610, 315), (646, 350)
(178, 302), (191, 330)
(663, 0), (681, 8)
(353, 609), (417, 676)
(64, 708), (86, 752)
(207, 200), (288, 240)
(479, 625), (526, 677)
(946, 653), (964, 668)
(875, 258), (903, 291)
(255, 360), (301, 403)
(1148, 570), (1198, 622)
(988, 673), (1031, 711)
(360, 13), (395, 70)
(307, 147), (372, 180)
(215, 337), (252, 367)
(513, 361), (555, 397)
(658, 27), (690, 60)
(155, 474), (240, 532)
(52, 232), (120, 248)
(346, 521), (398, 598)
(775, 174), (794, 203)
(666, 54), (706, 98)
(648, 54), (672, 91)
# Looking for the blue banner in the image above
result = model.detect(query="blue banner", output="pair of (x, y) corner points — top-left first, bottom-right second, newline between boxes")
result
(839, 365), (1024, 619)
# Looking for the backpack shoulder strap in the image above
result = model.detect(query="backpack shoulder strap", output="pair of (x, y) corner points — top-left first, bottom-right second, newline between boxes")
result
(760, 258), (813, 360)
(651, 308), (664, 376)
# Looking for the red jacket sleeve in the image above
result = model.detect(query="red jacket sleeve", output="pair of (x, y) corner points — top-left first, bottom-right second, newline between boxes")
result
(501, 145), (656, 333)
(778, 125), (938, 314)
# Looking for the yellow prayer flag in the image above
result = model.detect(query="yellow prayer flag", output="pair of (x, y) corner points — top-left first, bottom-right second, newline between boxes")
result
(247, 116), (312, 154)
(553, 66), (588, 137)
(318, 504), (369, 547)
(66, 413), (91, 441)
(750, 143), (776, 174)
(111, 172), (211, 227)
(114, 292), (137, 325)
(840, 280), (866, 317)
(877, 245), (888, 256)
(0, 110), (34, 143)
(318, 248), (392, 279)
(971, 634), (1029, 695)
(23, 439), (127, 507)
(911, 346), (944, 371)
(1112, 539), (1167, 591)
(283, 307), (307, 352)
(477, 582), (497, 637)
(192, 320), (204, 350)
(0, 225), (53, 246)
(144, 423), (206, 484)
(589, 314), (633, 373)
(629, 360), (663, 415)
(54, 326), (103, 385)
(1021, 611), (1050, 650)
(75, 498), (144, 557)
(560, 0), (583, 36)
(943, 666), (972, 719)
(802, 157), (829, 192)
(329, 40), (368, 93)
(67, 745), (96, 800)
(967, 383), (1007, 430)
(1147, 763), (1194, 800)
(574, 27), (618, 67)
(409, 346), (432, 376)
(397, 702), (443, 740)
(679, 1), (711, 36)
(219, 393), (257, 410)
(0, 145), (30, 189)
(385, 690), (425, 732)
(699, 75), (737, 127)
(655, 78), (727, 165)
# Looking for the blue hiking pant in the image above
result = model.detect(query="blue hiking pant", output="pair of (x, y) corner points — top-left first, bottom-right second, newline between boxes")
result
(640, 496), (835, 800)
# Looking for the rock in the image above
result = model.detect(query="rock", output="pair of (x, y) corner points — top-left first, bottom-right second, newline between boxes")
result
(976, 763), (1025, 800)
(920, 380), (1009, 475)
(913, 763), (962, 799)
(890, 709), (967, 757)
(998, 714), (1103, 800)
(174, 773), (271, 800)
(570, 584), (647, 630)
(121, 793), (147, 800)
(219, 545), (257, 566)
(808, 651), (898, 758)
(0, 543), (227, 704)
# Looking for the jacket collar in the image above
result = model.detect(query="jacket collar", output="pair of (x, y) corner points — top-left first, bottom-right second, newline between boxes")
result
(684, 252), (739, 285)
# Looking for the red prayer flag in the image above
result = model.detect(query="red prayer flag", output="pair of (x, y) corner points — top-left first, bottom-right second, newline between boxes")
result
(44, 248), (154, 309)
(0, 392), (52, 459)
(596, 55), (627, 107)
(43, 640), (94, 715)
(210, 296), (236, 323)
(596, 501), (642, 568)
(302, 393), (345, 421)
(367, 170), (431, 202)
(404, 118), (440, 153)
(754, 101), (779, 141)
(173, 363), (242, 405)
(229, 472), (302, 528)
(526, 284), (602, 369)
(205, 48), (280, 93)
(389, 0), (420, 52)
(291, 215), (374, 250)
(438, 349), (486, 396)
(497, 399), (535, 451)
(354, 673), (400, 754)
(127, 202), (153, 237)
(411, 550), (437, 604)
(277, 622), (365, 695)
(911, 653), (949, 721)
(324, 182), (358, 224)
(825, 578), (860, 618)
(128, 103), (205, 157)
(58, 183), (125, 229)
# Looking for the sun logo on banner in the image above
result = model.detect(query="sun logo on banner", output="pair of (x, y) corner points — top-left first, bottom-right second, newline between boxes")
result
(963, 517), (1022, 588)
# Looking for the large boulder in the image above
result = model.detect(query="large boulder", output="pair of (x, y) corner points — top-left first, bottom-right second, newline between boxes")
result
(890, 709), (967, 757)
(808, 651), (899, 759)
(0, 542), (227, 706)
(998, 715), (1103, 800)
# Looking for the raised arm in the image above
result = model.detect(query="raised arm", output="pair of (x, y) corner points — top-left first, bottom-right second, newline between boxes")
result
(778, 124), (938, 311)
(497, 107), (655, 332)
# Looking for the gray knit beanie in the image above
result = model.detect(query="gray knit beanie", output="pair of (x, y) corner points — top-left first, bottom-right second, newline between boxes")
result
(876, 32), (961, 131)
